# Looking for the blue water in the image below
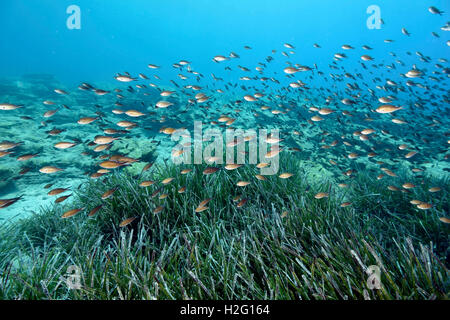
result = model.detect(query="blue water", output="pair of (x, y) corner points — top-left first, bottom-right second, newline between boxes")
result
(1, 0), (448, 86)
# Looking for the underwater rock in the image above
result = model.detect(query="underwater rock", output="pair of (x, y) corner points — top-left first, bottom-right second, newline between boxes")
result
(0, 176), (17, 197)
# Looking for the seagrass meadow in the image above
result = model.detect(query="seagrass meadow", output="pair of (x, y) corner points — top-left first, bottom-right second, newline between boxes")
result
(0, 155), (448, 299)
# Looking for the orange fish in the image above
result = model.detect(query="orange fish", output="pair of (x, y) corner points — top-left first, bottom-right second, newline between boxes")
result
(39, 166), (63, 174)
(77, 117), (98, 124)
(376, 105), (402, 114)
(417, 203), (432, 210)
(99, 161), (127, 169)
(314, 192), (329, 199)
(161, 177), (175, 185)
(61, 208), (84, 218)
(153, 206), (164, 214)
(48, 188), (70, 196)
(55, 194), (72, 203)
(119, 216), (137, 227)
(88, 204), (103, 217)
(101, 187), (118, 200)
(224, 164), (242, 170)
(279, 173), (293, 179)
(203, 167), (220, 175)
(237, 198), (248, 208)
(139, 181), (155, 187)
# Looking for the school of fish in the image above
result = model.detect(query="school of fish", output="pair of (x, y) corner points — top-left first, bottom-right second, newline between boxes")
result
(0, 6), (449, 226)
